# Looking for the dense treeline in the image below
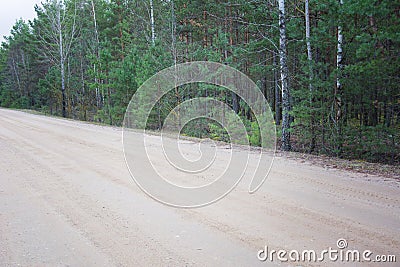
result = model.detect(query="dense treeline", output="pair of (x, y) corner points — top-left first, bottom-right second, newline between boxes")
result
(0, 0), (399, 164)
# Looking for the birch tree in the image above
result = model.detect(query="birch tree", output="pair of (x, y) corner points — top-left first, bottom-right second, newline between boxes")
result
(34, 0), (78, 117)
(90, 0), (102, 109)
(150, 0), (156, 45)
(278, 0), (291, 151)
(0, 0), (398, 163)
(334, 0), (344, 154)
(305, 0), (315, 152)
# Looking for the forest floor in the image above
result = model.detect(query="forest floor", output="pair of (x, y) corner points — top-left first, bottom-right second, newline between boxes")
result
(280, 151), (400, 181)
(0, 108), (399, 266)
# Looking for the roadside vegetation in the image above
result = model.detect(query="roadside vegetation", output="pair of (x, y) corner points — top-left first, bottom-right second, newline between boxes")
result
(0, 0), (399, 165)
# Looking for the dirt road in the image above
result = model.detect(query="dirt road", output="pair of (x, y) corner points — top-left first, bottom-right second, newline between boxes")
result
(0, 108), (399, 266)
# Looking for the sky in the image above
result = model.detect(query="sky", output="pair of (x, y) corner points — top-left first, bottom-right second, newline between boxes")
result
(0, 0), (43, 43)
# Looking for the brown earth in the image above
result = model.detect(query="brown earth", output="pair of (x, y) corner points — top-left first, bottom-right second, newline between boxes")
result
(0, 108), (399, 266)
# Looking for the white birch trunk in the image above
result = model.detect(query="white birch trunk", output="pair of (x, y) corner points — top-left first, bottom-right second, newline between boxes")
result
(11, 56), (21, 93)
(334, 0), (344, 155)
(336, 0), (344, 123)
(171, 0), (177, 65)
(279, 0), (291, 151)
(38, 0), (77, 117)
(305, 0), (316, 151)
(305, 0), (313, 87)
(57, 2), (67, 118)
(90, 0), (101, 108)
(150, 0), (156, 45)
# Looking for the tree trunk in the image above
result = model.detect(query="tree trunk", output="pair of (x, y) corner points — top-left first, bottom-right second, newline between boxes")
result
(11, 56), (22, 97)
(334, 0), (344, 155)
(90, 0), (101, 109)
(273, 52), (281, 125)
(150, 0), (156, 45)
(57, 4), (67, 118)
(305, 0), (316, 152)
(79, 46), (87, 121)
(171, 0), (177, 65)
(279, 0), (291, 151)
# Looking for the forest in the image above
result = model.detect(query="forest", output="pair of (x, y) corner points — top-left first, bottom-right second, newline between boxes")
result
(0, 0), (399, 164)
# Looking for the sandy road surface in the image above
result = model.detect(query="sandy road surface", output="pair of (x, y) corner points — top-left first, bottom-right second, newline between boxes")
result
(0, 108), (399, 266)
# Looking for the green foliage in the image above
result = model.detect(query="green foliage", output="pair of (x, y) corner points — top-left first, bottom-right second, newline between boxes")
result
(0, 0), (398, 164)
